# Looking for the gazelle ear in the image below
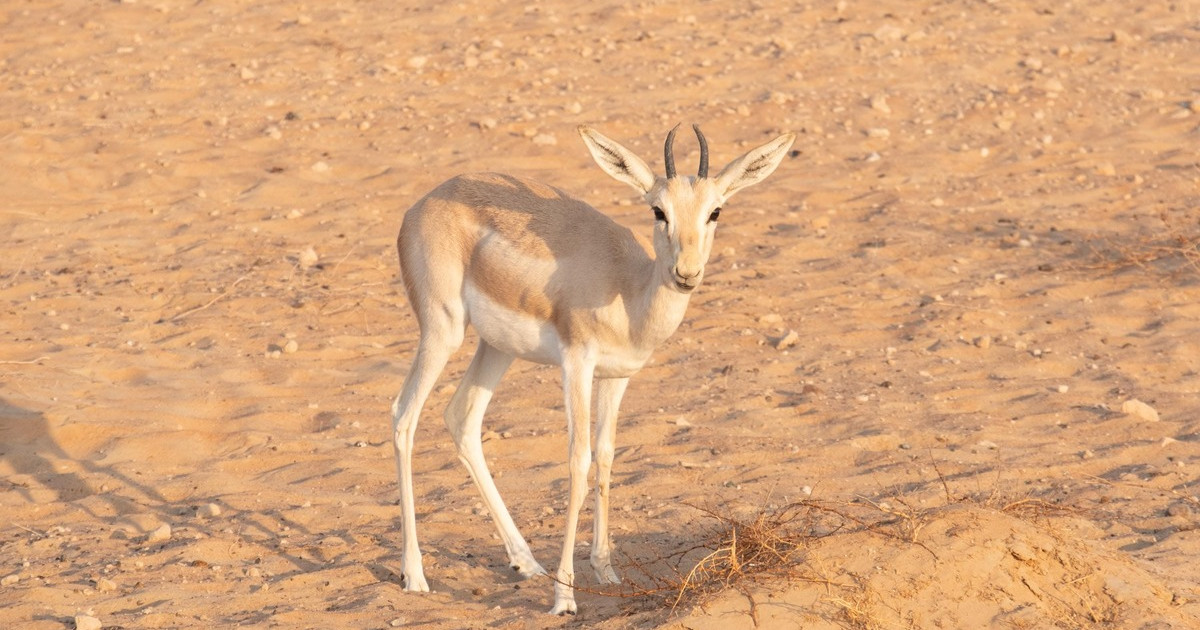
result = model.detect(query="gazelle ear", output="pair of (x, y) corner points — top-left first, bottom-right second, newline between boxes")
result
(713, 133), (796, 199)
(579, 126), (657, 194)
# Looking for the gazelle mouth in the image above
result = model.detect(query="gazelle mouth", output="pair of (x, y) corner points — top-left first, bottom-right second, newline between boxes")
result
(674, 279), (697, 292)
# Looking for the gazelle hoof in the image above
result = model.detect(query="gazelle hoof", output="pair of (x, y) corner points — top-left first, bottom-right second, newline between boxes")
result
(509, 552), (547, 579)
(549, 599), (578, 615)
(402, 572), (430, 592)
(594, 564), (621, 585)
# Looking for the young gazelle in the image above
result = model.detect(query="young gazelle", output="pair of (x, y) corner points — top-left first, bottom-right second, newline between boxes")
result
(391, 124), (795, 614)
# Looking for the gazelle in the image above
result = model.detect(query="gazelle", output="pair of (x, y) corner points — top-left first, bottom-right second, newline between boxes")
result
(391, 124), (795, 614)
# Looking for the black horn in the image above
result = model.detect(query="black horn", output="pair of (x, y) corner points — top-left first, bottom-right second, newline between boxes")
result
(664, 124), (681, 179)
(693, 124), (709, 178)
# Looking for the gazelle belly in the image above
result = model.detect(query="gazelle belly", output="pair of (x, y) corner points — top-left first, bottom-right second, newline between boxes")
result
(464, 281), (562, 365)
(462, 281), (653, 378)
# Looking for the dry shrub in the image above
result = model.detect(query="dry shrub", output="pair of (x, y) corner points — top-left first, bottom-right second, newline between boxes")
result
(1072, 209), (1200, 278)
(664, 502), (818, 608)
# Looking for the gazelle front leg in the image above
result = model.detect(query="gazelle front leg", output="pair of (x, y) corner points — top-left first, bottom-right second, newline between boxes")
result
(550, 348), (595, 615)
(591, 376), (629, 585)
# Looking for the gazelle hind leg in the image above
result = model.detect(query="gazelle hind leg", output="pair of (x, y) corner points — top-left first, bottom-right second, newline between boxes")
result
(590, 376), (629, 585)
(444, 341), (546, 578)
(392, 313), (464, 591)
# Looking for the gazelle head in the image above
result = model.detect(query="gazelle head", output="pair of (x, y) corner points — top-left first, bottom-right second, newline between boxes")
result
(579, 125), (796, 293)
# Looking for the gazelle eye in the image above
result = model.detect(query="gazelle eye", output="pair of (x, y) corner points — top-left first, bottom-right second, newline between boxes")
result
(707, 207), (721, 223)
(652, 206), (667, 223)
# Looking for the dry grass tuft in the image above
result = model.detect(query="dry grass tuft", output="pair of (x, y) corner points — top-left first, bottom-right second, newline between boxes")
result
(1071, 209), (1200, 279)
(664, 501), (818, 609)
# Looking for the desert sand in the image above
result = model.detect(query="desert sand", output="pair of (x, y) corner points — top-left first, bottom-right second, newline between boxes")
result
(2, 1), (1198, 628)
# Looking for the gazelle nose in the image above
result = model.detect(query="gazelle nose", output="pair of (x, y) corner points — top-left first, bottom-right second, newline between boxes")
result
(674, 266), (700, 281)
(673, 266), (701, 291)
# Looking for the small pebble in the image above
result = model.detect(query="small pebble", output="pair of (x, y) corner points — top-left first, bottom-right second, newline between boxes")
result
(1166, 503), (1193, 518)
(283, 339), (299, 354)
(1, 574), (18, 587)
(310, 160), (330, 173)
(74, 615), (102, 630)
(1056, 384), (1069, 394)
(146, 523), (172, 544)
(298, 246), (319, 269)
(763, 91), (792, 105)
(774, 329), (799, 350)
(873, 24), (904, 42)
(1122, 399), (1159, 422)
(95, 577), (117, 592)
(1009, 540), (1037, 562)
(200, 503), (222, 518)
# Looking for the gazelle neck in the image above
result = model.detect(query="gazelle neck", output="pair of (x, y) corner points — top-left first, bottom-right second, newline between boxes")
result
(630, 253), (694, 349)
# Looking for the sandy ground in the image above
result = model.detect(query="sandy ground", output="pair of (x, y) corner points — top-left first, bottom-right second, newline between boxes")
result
(2, 1), (1199, 628)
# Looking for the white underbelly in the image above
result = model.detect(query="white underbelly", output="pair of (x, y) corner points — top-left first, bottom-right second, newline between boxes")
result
(462, 283), (655, 377)
(464, 282), (562, 365)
